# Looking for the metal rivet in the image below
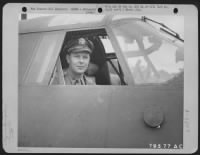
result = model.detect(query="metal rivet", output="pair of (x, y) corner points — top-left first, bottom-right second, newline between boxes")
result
(143, 105), (164, 128)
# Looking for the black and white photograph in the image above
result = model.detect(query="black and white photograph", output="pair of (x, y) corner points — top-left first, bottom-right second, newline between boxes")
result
(2, 3), (198, 154)
(18, 13), (184, 147)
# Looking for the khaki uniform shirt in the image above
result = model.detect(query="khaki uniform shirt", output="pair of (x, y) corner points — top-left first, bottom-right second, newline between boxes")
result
(63, 70), (95, 85)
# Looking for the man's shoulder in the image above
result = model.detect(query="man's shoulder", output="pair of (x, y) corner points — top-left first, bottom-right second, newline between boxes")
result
(84, 75), (96, 85)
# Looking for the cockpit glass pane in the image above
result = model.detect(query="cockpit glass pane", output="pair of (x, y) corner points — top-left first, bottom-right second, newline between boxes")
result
(111, 20), (184, 84)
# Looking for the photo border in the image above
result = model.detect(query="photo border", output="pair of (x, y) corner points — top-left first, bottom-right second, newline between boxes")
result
(2, 3), (199, 154)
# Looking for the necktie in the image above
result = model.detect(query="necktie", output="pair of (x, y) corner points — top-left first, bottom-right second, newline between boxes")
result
(73, 77), (86, 85)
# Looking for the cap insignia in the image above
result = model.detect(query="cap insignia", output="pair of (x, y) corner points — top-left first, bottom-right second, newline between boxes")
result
(78, 38), (86, 45)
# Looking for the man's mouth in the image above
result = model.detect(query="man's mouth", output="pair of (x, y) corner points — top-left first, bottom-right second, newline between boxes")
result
(77, 66), (86, 69)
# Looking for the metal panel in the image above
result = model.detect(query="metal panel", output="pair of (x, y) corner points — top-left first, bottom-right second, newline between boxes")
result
(105, 86), (183, 148)
(19, 15), (106, 34)
(18, 85), (183, 148)
(19, 86), (110, 147)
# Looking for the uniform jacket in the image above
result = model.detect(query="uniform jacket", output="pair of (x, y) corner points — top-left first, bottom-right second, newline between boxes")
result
(64, 71), (96, 85)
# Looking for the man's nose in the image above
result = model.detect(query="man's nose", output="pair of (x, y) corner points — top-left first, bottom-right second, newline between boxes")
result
(78, 57), (84, 63)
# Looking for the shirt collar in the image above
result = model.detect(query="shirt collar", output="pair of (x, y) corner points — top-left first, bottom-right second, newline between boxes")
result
(64, 69), (86, 85)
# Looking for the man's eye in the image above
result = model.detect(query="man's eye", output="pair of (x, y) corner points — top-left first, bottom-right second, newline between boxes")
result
(83, 56), (89, 59)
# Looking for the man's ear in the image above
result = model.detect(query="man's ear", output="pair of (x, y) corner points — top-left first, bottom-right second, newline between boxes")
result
(66, 54), (70, 64)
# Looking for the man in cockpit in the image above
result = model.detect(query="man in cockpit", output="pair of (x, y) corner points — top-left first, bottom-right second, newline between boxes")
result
(63, 37), (96, 85)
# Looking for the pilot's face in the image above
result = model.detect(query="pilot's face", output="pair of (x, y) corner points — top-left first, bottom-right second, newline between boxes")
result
(66, 52), (90, 75)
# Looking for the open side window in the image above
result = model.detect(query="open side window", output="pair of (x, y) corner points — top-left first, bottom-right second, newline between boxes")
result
(50, 29), (126, 85)
(106, 53), (126, 85)
(100, 35), (127, 85)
